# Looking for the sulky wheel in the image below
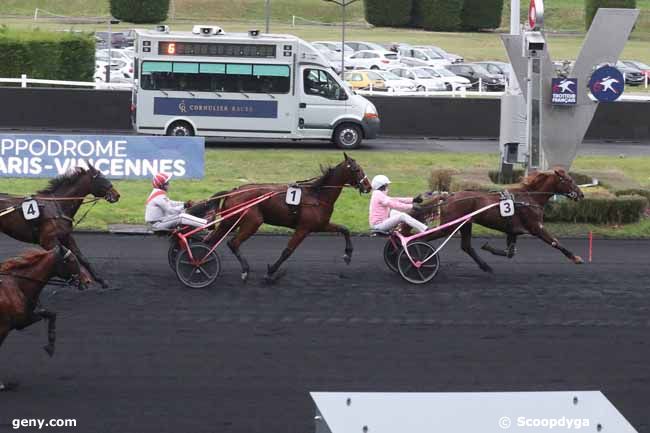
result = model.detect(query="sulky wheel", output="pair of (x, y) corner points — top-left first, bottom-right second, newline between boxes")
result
(168, 238), (181, 271)
(175, 242), (221, 289)
(397, 241), (440, 284)
(383, 238), (401, 273)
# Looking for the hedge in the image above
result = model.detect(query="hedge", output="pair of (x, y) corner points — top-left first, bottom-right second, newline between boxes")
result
(0, 28), (94, 82)
(585, 0), (636, 29)
(364, 0), (413, 27)
(412, 0), (464, 31)
(110, 0), (170, 24)
(460, 0), (504, 31)
(545, 195), (648, 224)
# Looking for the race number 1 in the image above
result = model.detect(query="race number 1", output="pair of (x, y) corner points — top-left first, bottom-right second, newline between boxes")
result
(499, 199), (515, 217)
(22, 200), (40, 220)
(285, 186), (302, 205)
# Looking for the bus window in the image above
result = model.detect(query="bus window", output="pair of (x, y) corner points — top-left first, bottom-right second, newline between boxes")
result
(304, 69), (346, 100)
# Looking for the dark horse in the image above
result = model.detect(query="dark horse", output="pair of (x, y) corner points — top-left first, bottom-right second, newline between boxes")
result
(0, 164), (120, 288)
(0, 246), (84, 391)
(202, 153), (371, 281)
(414, 169), (585, 273)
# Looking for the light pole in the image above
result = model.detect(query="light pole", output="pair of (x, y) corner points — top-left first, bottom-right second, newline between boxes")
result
(265, 0), (270, 33)
(323, 0), (360, 75)
(106, 18), (121, 83)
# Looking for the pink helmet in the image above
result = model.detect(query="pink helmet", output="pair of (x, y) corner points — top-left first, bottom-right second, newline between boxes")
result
(152, 172), (172, 189)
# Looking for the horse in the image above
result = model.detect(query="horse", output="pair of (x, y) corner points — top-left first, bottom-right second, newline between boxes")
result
(201, 153), (371, 282)
(0, 245), (85, 391)
(412, 169), (585, 273)
(0, 163), (120, 288)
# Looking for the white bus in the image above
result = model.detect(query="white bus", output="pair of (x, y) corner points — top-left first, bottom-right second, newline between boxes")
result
(132, 25), (380, 149)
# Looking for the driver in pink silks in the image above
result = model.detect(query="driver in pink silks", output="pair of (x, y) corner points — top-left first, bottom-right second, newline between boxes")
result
(145, 172), (207, 231)
(369, 175), (428, 233)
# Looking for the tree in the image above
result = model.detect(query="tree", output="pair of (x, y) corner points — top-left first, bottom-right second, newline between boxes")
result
(585, 0), (636, 29)
(364, 0), (413, 27)
(110, 0), (170, 24)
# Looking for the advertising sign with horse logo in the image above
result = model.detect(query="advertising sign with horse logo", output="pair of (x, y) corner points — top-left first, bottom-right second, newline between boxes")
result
(551, 78), (578, 105)
(589, 66), (625, 102)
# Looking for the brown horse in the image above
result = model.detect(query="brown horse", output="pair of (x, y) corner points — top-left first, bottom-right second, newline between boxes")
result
(203, 153), (371, 281)
(0, 164), (120, 287)
(0, 246), (84, 391)
(415, 169), (585, 273)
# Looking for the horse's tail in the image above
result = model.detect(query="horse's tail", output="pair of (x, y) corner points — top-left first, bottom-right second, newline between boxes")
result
(186, 190), (229, 218)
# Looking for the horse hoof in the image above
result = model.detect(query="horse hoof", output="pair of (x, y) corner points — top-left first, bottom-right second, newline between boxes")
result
(264, 268), (287, 284)
(480, 242), (490, 251)
(573, 256), (584, 264)
(481, 265), (494, 274)
(43, 345), (55, 357)
(99, 280), (109, 289)
(343, 254), (351, 265)
(241, 272), (249, 282)
(0, 382), (17, 392)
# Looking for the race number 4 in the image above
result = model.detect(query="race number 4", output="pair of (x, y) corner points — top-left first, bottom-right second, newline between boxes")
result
(499, 199), (515, 217)
(22, 200), (40, 220)
(285, 186), (302, 206)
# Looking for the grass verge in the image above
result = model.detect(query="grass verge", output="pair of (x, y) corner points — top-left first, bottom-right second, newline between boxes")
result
(0, 148), (649, 238)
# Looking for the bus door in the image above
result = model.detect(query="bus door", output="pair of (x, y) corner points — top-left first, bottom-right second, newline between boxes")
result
(298, 66), (348, 138)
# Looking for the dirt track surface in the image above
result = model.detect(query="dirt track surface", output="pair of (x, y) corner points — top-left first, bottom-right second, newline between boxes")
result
(0, 233), (648, 433)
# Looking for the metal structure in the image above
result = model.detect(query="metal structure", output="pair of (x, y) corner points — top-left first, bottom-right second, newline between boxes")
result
(499, 5), (639, 173)
(322, 0), (360, 74)
(312, 391), (638, 433)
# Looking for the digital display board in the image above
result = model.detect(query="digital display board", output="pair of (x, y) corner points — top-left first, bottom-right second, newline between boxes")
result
(158, 42), (276, 58)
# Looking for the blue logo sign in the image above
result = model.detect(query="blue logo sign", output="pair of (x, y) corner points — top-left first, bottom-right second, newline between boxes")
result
(589, 66), (625, 102)
(154, 98), (278, 118)
(551, 78), (577, 105)
(0, 134), (204, 179)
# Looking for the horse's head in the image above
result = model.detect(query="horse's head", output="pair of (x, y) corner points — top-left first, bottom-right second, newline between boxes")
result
(551, 169), (584, 201)
(341, 153), (371, 193)
(86, 162), (120, 203)
(53, 245), (88, 290)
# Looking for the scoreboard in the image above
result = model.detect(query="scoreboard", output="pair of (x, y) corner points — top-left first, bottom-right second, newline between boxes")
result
(156, 41), (277, 58)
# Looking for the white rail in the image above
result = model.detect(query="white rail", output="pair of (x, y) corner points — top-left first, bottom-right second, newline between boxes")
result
(0, 75), (133, 90)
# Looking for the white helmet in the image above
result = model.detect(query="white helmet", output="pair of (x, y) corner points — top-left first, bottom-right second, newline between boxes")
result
(371, 174), (391, 190)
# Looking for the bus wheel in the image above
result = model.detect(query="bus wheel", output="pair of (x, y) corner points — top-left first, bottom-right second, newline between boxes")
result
(167, 121), (194, 136)
(333, 123), (362, 149)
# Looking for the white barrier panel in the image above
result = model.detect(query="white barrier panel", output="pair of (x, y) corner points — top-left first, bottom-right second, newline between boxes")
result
(311, 391), (637, 433)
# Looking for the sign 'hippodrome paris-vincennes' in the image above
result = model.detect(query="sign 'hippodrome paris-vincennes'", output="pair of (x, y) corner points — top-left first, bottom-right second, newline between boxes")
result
(0, 134), (204, 179)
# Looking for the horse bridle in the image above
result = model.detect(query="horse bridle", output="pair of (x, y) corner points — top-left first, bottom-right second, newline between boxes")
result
(345, 162), (369, 191)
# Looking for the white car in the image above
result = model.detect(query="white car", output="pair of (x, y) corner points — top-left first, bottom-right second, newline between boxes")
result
(95, 59), (133, 81)
(415, 66), (471, 90)
(312, 41), (354, 56)
(312, 43), (344, 74)
(346, 50), (401, 70)
(398, 47), (450, 68)
(375, 70), (417, 92)
(388, 66), (446, 91)
(345, 41), (390, 52)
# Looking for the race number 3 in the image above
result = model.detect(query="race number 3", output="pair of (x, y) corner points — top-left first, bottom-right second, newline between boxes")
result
(22, 200), (40, 220)
(285, 187), (302, 206)
(499, 199), (515, 217)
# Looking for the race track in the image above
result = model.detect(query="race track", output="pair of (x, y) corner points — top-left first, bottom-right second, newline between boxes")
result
(0, 233), (648, 433)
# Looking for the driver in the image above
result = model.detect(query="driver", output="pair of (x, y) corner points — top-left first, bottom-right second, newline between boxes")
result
(145, 172), (207, 230)
(369, 175), (427, 233)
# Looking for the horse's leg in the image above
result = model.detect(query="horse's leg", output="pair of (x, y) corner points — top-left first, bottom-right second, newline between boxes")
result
(37, 309), (57, 357)
(527, 222), (583, 264)
(460, 223), (493, 273)
(482, 233), (518, 258)
(322, 223), (353, 264)
(63, 235), (108, 288)
(265, 228), (310, 282)
(226, 213), (263, 282)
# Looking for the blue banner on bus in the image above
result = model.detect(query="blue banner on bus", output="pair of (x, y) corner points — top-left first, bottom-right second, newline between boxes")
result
(153, 97), (278, 118)
(0, 134), (204, 179)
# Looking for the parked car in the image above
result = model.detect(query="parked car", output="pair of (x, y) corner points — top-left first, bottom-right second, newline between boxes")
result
(344, 70), (387, 91)
(424, 45), (464, 64)
(616, 61), (645, 85)
(95, 60), (132, 82)
(375, 70), (417, 92)
(95, 31), (128, 49)
(312, 43), (344, 74)
(345, 41), (389, 52)
(398, 47), (450, 68)
(622, 60), (650, 78)
(388, 66), (446, 91)
(445, 63), (505, 91)
(474, 61), (510, 81)
(553, 60), (574, 78)
(345, 50), (401, 70)
(312, 41), (354, 56)
(416, 66), (471, 90)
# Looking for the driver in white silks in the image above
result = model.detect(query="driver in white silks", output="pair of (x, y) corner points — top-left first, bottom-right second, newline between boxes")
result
(145, 172), (208, 230)
(368, 175), (428, 233)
